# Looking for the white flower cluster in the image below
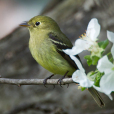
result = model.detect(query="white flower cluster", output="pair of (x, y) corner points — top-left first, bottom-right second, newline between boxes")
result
(63, 18), (114, 100)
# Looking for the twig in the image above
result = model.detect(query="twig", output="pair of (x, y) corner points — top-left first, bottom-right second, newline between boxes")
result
(0, 78), (74, 86)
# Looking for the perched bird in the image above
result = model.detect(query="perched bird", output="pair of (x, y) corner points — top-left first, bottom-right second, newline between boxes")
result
(20, 15), (105, 107)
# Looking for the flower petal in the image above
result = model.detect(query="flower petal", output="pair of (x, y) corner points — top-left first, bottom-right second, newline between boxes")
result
(111, 44), (114, 59)
(63, 39), (90, 55)
(93, 85), (113, 100)
(72, 70), (94, 87)
(107, 31), (114, 43)
(100, 72), (114, 96)
(107, 31), (114, 57)
(97, 55), (113, 74)
(93, 72), (114, 100)
(86, 18), (100, 41)
(70, 55), (85, 72)
(63, 47), (81, 56)
(75, 39), (91, 50)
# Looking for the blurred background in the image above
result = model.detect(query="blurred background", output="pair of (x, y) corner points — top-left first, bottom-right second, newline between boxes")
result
(0, 0), (50, 39)
(0, 0), (114, 114)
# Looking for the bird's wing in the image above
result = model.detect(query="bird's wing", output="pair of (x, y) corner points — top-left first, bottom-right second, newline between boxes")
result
(48, 32), (80, 69)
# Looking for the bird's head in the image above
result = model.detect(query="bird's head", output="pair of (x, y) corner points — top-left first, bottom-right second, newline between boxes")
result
(20, 15), (60, 32)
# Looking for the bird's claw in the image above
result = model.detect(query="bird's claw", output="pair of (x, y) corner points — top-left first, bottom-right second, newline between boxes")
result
(57, 78), (63, 87)
(43, 79), (48, 88)
(57, 71), (69, 87)
(43, 74), (54, 88)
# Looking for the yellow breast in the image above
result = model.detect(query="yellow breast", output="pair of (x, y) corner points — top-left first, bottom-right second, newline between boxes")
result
(29, 32), (75, 76)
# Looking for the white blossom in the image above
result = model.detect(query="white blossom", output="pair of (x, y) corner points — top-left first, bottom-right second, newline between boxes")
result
(70, 55), (94, 87)
(93, 56), (114, 100)
(64, 18), (103, 57)
(93, 31), (114, 100)
(107, 31), (114, 58)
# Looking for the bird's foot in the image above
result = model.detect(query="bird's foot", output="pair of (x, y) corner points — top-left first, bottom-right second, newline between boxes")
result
(57, 71), (69, 87)
(43, 74), (54, 88)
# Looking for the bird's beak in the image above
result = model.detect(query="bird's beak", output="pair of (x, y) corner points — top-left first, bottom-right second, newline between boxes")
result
(19, 21), (30, 27)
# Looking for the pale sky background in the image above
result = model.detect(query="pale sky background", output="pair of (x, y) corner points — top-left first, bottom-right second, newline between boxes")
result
(0, 0), (50, 39)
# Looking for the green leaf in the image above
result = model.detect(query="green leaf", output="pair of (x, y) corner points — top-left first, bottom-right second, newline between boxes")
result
(98, 39), (109, 49)
(81, 87), (86, 91)
(87, 71), (96, 81)
(94, 72), (104, 86)
(92, 56), (100, 65)
(84, 55), (92, 66)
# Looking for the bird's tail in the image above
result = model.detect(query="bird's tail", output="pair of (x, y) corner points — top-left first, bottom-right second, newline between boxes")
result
(88, 87), (105, 107)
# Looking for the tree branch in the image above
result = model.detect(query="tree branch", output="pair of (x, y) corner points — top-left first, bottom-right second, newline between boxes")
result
(0, 78), (74, 86)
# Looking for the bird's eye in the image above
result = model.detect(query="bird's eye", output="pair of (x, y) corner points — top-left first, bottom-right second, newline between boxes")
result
(35, 22), (40, 26)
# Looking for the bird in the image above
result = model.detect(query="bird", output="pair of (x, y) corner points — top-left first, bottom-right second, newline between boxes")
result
(20, 15), (105, 107)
